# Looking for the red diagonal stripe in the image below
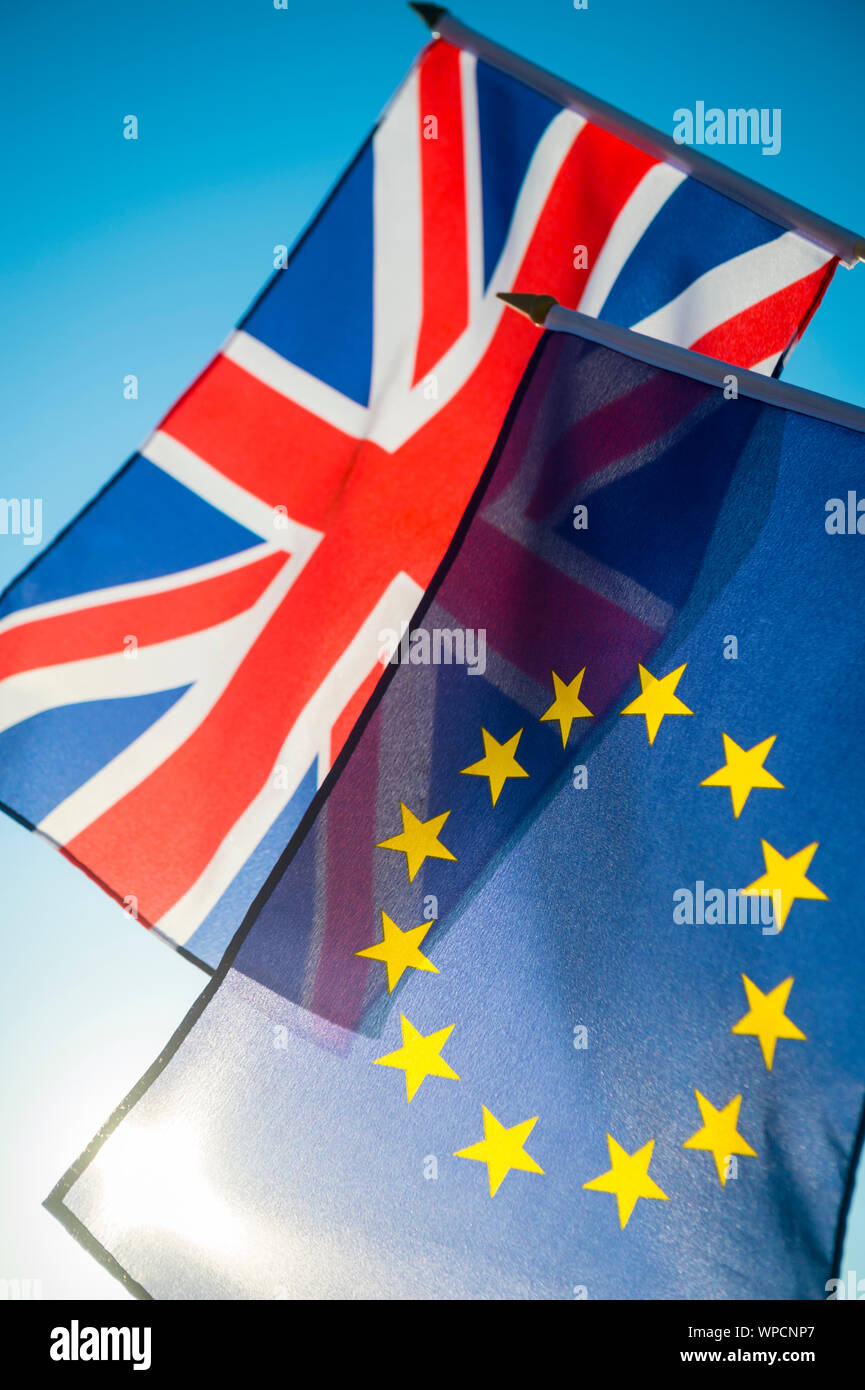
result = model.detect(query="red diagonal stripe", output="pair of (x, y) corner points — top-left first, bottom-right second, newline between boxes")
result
(412, 41), (470, 386)
(525, 371), (710, 522)
(161, 354), (360, 528)
(689, 261), (838, 368)
(330, 660), (382, 767)
(512, 120), (659, 309)
(0, 550), (287, 682)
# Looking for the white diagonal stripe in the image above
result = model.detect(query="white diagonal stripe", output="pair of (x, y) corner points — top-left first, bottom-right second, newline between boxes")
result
(460, 50), (485, 320)
(631, 231), (833, 352)
(367, 68), (424, 422)
(0, 543), (277, 639)
(143, 431), (323, 560)
(35, 556), (303, 845)
(579, 163), (687, 317)
(1, 620), (237, 739)
(748, 352), (783, 377)
(223, 332), (368, 440)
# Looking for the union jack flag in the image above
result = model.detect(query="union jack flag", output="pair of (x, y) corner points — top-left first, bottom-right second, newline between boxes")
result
(0, 37), (837, 968)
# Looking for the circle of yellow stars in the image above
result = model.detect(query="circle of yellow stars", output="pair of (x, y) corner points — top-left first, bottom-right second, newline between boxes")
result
(349, 657), (827, 1218)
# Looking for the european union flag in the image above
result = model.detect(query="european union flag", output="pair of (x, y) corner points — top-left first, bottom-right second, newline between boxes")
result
(49, 322), (865, 1300)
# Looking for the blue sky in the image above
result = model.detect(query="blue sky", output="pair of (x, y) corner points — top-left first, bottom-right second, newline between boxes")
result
(1, 0), (863, 1297)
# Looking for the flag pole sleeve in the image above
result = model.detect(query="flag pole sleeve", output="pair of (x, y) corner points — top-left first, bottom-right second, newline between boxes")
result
(497, 292), (865, 432)
(411, 6), (864, 268)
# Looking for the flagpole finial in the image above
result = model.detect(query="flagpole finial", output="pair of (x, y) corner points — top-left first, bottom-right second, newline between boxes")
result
(497, 292), (559, 326)
(408, 3), (448, 29)
(854, 237), (865, 264)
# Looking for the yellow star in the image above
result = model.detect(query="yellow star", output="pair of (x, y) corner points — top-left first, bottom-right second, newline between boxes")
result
(355, 910), (438, 992)
(741, 840), (828, 930)
(540, 668), (594, 747)
(620, 662), (693, 744)
(377, 801), (457, 881)
(683, 1091), (756, 1186)
(582, 1135), (669, 1229)
(731, 974), (806, 1070)
(460, 727), (529, 806)
(454, 1105), (544, 1197)
(373, 1014), (460, 1101)
(701, 733), (784, 817)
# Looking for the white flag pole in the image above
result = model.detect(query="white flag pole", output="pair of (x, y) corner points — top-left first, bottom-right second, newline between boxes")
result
(498, 292), (865, 432)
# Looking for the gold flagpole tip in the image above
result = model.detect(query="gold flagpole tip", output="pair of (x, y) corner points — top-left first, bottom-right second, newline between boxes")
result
(496, 292), (559, 326)
(854, 237), (865, 264)
(408, 3), (448, 29)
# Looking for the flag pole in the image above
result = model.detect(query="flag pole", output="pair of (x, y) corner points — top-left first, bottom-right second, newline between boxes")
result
(497, 292), (865, 432)
(410, 5), (865, 268)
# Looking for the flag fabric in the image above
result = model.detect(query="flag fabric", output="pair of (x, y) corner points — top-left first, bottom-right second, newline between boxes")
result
(49, 322), (865, 1299)
(0, 36), (839, 969)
